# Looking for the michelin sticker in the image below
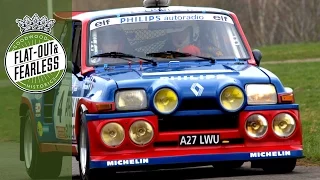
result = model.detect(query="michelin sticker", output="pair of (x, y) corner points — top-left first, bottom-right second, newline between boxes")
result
(250, 151), (291, 158)
(106, 158), (149, 166)
(90, 13), (234, 30)
(4, 13), (67, 93)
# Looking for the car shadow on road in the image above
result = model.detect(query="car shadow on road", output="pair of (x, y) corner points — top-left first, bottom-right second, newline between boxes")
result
(67, 166), (303, 180)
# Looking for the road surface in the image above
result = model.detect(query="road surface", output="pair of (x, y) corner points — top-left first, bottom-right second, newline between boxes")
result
(70, 158), (320, 180)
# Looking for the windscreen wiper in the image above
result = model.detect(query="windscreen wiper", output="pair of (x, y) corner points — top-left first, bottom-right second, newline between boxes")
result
(91, 52), (157, 66)
(146, 51), (215, 63)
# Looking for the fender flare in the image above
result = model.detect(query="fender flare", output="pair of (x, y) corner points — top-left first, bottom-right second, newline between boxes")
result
(19, 97), (37, 161)
(74, 100), (90, 145)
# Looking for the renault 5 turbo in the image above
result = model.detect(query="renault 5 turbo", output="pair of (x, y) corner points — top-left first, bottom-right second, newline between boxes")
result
(19, 0), (303, 179)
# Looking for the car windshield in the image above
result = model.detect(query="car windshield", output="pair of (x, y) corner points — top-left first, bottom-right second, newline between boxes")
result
(88, 13), (249, 66)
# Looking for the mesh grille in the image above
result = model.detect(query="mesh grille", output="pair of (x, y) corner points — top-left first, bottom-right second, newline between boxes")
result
(125, 29), (168, 54)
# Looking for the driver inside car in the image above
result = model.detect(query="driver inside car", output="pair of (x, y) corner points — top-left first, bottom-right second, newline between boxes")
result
(165, 22), (201, 56)
(198, 23), (224, 57)
(91, 27), (135, 65)
(98, 27), (127, 53)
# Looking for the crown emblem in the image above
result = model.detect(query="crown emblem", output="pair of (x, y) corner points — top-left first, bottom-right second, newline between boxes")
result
(15, 13), (56, 34)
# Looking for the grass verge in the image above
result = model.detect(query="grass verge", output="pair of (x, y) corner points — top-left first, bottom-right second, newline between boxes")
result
(261, 62), (320, 164)
(0, 84), (22, 142)
(256, 42), (320, 62)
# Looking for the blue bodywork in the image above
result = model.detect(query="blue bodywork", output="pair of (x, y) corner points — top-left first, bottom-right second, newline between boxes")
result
(19, 6), (295, 150)
(81, 60), (287, 105)
(20, 59), (294, 144)
(80, 60), (297, 121)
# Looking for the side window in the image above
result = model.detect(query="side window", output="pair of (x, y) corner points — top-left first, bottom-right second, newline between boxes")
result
(72, 21), (82, 74)
(59, 21), (73, 63)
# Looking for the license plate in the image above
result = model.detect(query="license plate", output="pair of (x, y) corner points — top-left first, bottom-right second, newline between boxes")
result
(179, 134), (220, 146)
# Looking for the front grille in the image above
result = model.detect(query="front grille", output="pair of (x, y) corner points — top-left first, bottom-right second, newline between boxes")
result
(178, 98), (220, 110)
(158, 114), (239, 132)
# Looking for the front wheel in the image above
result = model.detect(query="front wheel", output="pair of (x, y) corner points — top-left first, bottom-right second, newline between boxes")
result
(79, 120), (92, 180)
(78, 114), (114, 180)
(262, 158), (297, 174)
(23, 110), (63, 179)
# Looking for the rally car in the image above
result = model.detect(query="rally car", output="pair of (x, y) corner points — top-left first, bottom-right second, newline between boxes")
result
(19, 0), (303, 179)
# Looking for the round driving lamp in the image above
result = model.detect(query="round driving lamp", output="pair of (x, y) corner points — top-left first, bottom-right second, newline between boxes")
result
(153, 88), (178, 114)
(100, 122), (125, 147)
(129, 120), (154, 145)
(245, 114), (268, 138)
(220, 86), (245, 112)
(272, 113), (296, 138)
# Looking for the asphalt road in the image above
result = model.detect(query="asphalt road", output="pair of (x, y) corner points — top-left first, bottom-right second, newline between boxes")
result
(70, 158), (320, 180)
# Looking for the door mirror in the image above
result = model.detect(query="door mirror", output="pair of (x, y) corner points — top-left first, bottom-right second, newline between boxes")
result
(252, 49), (262, 66)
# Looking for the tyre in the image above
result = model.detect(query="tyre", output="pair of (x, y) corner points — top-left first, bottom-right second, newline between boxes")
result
(262, 158), (296, 174)
(213, 161), (244, 169)
(78, 112), (114, 180)
(78, 118), (92, 180)
(23, 110), (63, 179)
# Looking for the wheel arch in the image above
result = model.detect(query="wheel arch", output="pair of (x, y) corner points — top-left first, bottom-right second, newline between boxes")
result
(19, 97), (36, 161)
(75, 103), (88, 144)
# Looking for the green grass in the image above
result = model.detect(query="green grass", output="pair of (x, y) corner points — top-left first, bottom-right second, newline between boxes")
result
(256, 42), (320, 62)
(261, 62), (320, 163)
(0, 85), (22, 142)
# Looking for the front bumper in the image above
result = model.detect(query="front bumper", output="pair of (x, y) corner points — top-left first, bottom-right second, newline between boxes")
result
(90, 147), (303, 169)
(85, 104), (303, 169)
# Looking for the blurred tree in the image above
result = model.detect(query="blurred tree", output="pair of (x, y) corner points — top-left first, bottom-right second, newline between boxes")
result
(71, 0), (320, 47)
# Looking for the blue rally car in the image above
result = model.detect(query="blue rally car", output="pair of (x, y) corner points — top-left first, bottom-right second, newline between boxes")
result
(19, 0), (303, 179)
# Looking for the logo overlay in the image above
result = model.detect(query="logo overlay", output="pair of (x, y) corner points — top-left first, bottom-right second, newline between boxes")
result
(4, 13), (67, 93)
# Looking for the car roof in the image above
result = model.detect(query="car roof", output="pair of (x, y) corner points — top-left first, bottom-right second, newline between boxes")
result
(73, 6), (232, 21)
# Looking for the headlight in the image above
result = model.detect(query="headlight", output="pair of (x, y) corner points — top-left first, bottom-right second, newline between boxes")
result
(100, 122), (125, 147)
(272, 113), (296, 138)
(220, 86), (245, 112)
(245, 84), (277, 105)
(245, 114), (268, 138)
(115, 90), (147, 110)
(129, 120), (154, 145)
(153, 88), (178, 114)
